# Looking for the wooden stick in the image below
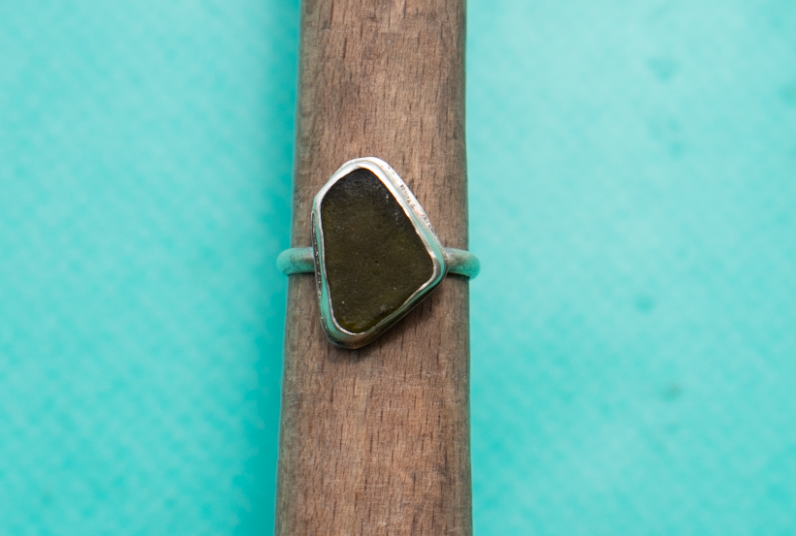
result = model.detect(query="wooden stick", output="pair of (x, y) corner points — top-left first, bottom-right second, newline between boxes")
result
(276, 0), (470, 534)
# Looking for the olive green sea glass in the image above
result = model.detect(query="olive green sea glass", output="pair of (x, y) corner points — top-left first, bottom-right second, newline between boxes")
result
(319, 168), (434, 333)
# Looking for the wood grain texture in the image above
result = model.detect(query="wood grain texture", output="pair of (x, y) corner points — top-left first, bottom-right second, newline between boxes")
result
(276, 0), (470, 534)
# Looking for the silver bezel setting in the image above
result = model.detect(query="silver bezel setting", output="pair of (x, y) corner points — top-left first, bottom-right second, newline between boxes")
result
(311, 157), (448, 349)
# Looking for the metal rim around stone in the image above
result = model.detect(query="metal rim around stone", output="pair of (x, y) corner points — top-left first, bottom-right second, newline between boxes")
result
(311, 157), (448, 349)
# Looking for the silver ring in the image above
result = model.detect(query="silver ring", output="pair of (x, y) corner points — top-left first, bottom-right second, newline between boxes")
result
(278, 157), (479, 349)
(277, 246), (479, 279)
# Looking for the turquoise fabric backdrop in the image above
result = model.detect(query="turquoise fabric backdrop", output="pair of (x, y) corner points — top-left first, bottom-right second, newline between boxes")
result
(1, 1), (795, 535)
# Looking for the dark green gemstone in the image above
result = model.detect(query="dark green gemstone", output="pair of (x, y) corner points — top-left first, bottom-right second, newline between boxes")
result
(320, 168), (434, 333)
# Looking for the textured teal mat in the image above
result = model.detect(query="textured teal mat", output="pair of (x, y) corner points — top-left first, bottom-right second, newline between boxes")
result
(0, 1), (298, 534)
(468, 1), (796, 534)
(1, 1), (795, 535)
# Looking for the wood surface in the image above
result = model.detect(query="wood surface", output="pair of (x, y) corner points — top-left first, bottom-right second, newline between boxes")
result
(275, 0), (471, 534)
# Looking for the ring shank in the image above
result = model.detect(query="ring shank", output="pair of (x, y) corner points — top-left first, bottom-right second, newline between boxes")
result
(277, 247), (479, 279)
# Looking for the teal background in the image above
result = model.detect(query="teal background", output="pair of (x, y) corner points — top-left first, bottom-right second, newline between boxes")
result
(1, 1), (795, 535)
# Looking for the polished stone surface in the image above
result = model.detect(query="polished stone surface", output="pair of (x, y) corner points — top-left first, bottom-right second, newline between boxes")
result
(319, 169), (433, 333)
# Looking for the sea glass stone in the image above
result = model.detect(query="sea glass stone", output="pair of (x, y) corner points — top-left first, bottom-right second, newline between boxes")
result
(319, 168), (434, 333)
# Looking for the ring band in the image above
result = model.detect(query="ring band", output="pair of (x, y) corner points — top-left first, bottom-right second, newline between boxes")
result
(278, 157), (479, 349)
(278, 246), (480, 279)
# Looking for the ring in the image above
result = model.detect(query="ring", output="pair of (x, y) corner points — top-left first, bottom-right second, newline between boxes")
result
(278, 157), (479, 349)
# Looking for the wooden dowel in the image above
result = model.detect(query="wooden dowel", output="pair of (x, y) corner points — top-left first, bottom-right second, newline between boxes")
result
(276, 0), (471, 534)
